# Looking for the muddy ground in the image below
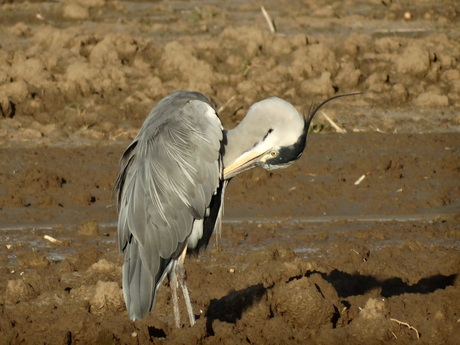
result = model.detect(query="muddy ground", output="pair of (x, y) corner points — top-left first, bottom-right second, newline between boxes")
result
(0, 0), (459, 344)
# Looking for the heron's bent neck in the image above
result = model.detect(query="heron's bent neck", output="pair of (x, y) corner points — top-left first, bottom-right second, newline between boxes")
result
(222, 127), (260, 170)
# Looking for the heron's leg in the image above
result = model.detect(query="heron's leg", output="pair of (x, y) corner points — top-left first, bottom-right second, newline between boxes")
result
(169, 265), (181, 328)
(176, 246), (196, 326)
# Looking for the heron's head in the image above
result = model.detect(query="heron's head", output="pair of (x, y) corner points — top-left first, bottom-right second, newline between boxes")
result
(223, 93), (359, 179)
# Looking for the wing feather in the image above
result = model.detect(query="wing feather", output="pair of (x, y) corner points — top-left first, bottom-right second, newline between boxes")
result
(115, 91), (223, 320)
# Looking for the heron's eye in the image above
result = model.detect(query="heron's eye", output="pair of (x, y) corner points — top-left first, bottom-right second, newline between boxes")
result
(270, 151), (278, 157)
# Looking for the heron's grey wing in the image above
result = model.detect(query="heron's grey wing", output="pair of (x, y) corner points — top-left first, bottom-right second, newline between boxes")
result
(115, 92), (223, 320)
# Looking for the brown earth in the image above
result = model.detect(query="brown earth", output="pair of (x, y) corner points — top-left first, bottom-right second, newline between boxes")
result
(0, 1), (459, 344)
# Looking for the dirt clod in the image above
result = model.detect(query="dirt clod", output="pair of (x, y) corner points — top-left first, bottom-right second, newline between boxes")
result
(0, 1), (458, 344)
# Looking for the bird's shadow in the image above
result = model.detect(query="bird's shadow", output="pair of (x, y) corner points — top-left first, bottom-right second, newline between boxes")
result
(204, 283), (267, 335)
(306, 269), (457, 298)
(203, 270), (457, 335)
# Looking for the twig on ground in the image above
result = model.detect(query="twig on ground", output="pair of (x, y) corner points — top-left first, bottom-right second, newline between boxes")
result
(261, 6), (276, 33)
(36, 13), (56, 26)
(44, 235), (62, 244)
(112, 129), (138, 140)
(390, 318), (421, 339)
(354, 174), (366, 185)
(320, 110), (347, 133)
(217, 96), (235, 113)
(369, 125), (385, 133)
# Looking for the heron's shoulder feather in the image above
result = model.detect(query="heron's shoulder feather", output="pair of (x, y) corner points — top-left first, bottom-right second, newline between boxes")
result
(117, 91), (223, 256)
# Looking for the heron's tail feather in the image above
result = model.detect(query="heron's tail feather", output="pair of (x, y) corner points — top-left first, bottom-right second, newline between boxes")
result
(123, 239), (176, 321)
(123, 241), (156, 321)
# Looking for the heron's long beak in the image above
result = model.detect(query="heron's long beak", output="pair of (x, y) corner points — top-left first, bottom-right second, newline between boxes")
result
(223, 149), (269, 179)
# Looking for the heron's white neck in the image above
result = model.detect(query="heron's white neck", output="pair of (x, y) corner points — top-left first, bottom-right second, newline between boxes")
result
(223, 127), (262, 169)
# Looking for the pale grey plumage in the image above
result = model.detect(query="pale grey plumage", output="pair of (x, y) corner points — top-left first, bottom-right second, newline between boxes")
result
(115, 90), (358, 324)
(115, 91), (223, 320)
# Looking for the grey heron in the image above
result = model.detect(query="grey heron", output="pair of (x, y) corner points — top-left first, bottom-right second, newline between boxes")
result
(115, 90), (357, 327)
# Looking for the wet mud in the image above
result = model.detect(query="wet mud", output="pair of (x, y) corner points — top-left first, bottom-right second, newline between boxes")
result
(0, 1), (459, 344)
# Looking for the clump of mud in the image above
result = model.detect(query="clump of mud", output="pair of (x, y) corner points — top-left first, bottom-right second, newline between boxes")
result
(0, 0), (459, 146)
(0, 1), (459, 345)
